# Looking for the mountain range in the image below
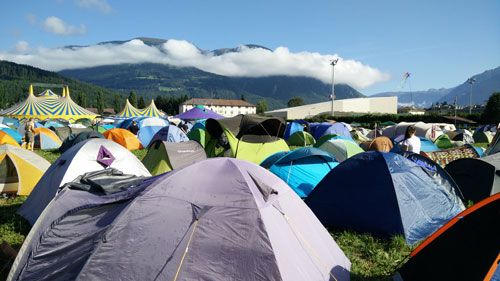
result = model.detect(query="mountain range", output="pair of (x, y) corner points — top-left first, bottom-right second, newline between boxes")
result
(2, 37), (499, 110)
(372, 67), (500, 107)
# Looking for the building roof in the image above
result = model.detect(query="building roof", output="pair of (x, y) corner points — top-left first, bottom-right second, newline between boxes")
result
(182, 98), (255, 107)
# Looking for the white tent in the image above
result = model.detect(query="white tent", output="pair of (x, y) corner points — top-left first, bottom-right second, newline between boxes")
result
(18, 138), (151, 225)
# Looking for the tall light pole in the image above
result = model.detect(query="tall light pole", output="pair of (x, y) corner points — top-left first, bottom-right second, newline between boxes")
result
(468, 78), (476, 114)
(330, 58), (339, 116)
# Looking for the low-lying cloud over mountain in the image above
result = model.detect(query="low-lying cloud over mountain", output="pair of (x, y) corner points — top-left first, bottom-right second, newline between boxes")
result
(0, 38), (389, 89)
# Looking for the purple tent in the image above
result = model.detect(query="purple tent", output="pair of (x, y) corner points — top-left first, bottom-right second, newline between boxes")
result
(175, 107), (224, 120)
(10, 158), (351, 281)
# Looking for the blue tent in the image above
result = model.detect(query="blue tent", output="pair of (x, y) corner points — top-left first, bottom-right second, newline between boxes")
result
(191, 120), (206, 131)
(269, 147), (338, 198)
(0, 117), (19, 127)
(138, 126), (164, 147)
(260, 151), (290, 169)
(102, 124), (115, 130)
(148, 125), (188, 146)
(284, 121), (305, 140)
(306, 151), (465, 244)
(0, 127), (22, 143)
(391, 137), (439, 153)
(310, 122), (352, 140)
(43, 121), (64, 128)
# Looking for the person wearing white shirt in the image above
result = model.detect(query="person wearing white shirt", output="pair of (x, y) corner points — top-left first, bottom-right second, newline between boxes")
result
(399, 125), (421, 154)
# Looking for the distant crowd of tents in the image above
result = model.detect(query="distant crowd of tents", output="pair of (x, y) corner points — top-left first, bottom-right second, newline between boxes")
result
(0, 110), (499, 281)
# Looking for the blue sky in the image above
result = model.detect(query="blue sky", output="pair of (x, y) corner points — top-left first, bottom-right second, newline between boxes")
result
(1, 0), (499, 95)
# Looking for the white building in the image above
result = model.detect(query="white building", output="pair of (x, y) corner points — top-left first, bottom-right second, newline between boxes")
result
(265, 96), (398, 120)
(180, 98), (256, 117)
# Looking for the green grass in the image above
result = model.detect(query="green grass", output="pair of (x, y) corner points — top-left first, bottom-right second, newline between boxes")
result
(0, 148), (413, 280)
(34, 150), (61, 163)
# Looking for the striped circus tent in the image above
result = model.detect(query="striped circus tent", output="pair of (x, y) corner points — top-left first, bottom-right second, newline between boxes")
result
(116, 99), (143, 118)
(0, 85), (97, 122)
(140, 100), (165, 117)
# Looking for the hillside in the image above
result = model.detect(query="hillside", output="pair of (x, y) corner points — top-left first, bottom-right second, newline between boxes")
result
(60, 63), (364, 109)
(437, 66), (500, 105)
(0, 60), (123, 111)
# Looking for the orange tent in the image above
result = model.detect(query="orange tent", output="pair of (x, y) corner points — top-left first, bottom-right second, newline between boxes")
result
(103, 128), (143, 151)
(360, 136), (393, 152)
(0, 131), (20, 147)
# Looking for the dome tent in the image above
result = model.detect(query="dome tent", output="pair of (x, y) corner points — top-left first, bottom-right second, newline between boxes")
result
(9, 158), (351, 281)
(268, 147), (338, 198)
(0, 144), (50, 195)
(205, 115), (289, 164)
(287, 131), (315, 147)
(58, 131), (104, 153)
(394, 194), (500, 281)
(142, 140), (207, 175)
(103, 128), (143, 151)
(33, 127), (62, 150)
(148, 125), (189, 146)
(0, 130), (20, 147)
(445, 153), (500, 203)
(318, 139), (364, 163)
(18, 138), (151, 225)
(310, 122), (352, 141)
(306, 151), (465, 244)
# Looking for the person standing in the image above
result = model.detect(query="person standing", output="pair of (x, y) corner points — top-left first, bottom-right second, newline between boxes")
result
(399, 125), (421, 154)
(25, 118), (35, 151)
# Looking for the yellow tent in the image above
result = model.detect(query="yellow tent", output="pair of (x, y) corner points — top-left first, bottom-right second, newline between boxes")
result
(0, 131), (20, 147)
(0, 144), (50, 195)
(117, 99), (165, 118)
(0, 85), (97, 122)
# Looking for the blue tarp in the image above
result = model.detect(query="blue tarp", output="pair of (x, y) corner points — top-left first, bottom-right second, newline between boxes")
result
(306, 151), (465, 244)
(269, 147), (338, 198)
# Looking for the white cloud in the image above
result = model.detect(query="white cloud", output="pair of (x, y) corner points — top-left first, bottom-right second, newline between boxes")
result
(15, 41), (29, 53)
(76, 0), (112, 13)
(42, 16), (86, 36)
(0, 39), (390, 89)
(25, 13), (37, 25)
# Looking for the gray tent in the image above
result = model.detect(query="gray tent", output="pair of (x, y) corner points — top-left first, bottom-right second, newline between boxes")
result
(51, 126), (92, 142)
(9, 158), (351, 281)
(142, 140), (207, 175)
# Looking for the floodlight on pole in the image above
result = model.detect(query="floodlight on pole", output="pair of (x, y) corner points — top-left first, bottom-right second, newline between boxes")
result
(467, 78), (476, 114)
(330, 58), (339, 116)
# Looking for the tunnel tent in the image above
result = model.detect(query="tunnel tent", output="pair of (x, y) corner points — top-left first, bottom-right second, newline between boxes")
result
(0, 144), (50, 195)
(10, 158), (351, 281)
(18, 138), (151, 225)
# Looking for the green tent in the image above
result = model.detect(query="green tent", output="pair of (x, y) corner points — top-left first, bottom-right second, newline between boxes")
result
(315, 134), (339, 147)
(434, 134), (453, 149)
(90, 125), (108, 134)
(473, 131), (494, 144)
(187, 128), (211, 148)
(380, 121), (397, 127)
(205, 115), (289, 164)
(142, 140), (207, 175)
(318, 139), (364, 162)
(287, 131), (315, 147)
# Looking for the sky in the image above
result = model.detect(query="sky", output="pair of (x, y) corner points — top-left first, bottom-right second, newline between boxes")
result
(0, 0), (499, 95)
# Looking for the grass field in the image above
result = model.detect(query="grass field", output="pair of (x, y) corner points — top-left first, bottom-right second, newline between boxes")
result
(0, 149), (413, 281)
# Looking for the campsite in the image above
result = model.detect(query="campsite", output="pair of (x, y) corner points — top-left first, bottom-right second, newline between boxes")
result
(0, 84), (499, 281)
(0, 1), (499, 279)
